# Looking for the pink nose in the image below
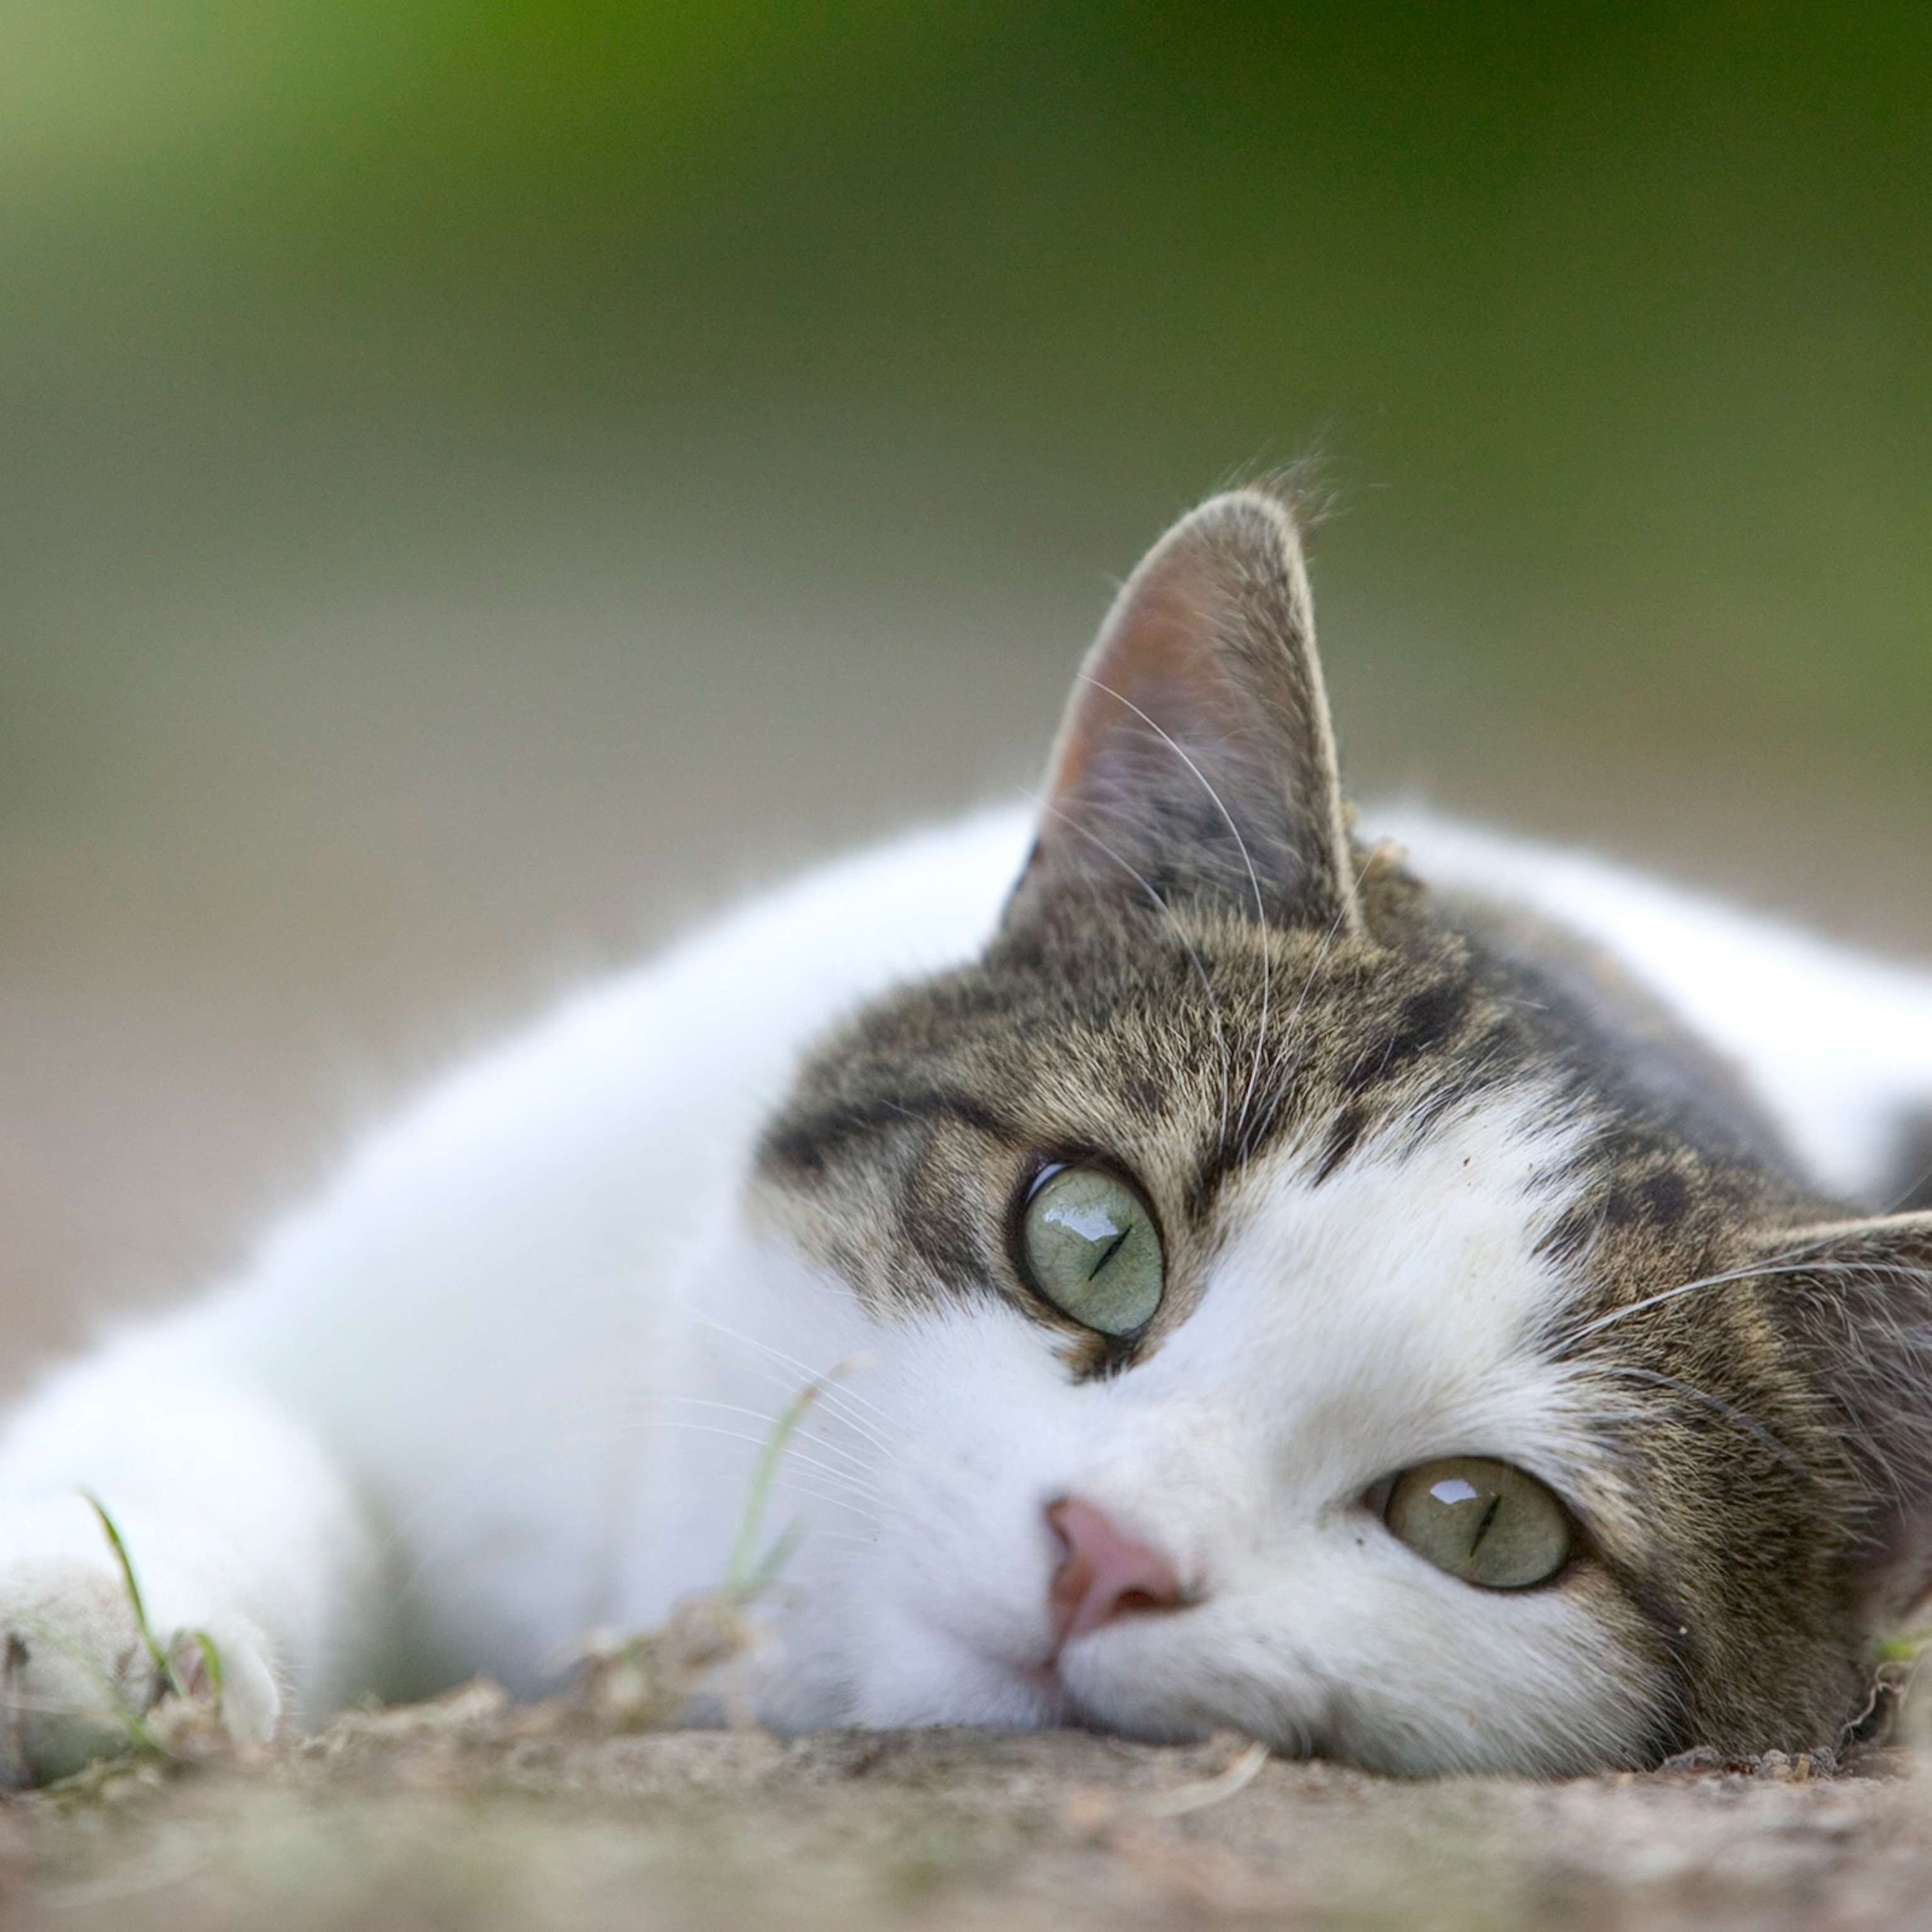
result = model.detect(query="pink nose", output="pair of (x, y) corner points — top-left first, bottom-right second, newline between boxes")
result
(1046, 1497), (1184, 1644)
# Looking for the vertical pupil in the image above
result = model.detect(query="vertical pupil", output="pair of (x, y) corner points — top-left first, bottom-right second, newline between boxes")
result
(1425, 1474), (1502, 1562)
(1465, 1493), (1502, 1557)
(1041, 1196), (1138, 1284)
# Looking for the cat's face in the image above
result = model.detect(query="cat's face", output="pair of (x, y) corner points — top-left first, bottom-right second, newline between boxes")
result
(747, 490), (1932, 1774)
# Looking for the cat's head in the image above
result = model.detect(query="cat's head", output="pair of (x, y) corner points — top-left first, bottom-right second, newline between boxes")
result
(749, 489), (1932, 1774)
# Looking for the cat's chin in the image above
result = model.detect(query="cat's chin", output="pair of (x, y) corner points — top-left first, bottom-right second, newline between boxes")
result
(1050, 1648), (1255, 1752)
(847, 1619), (1238, 1745)
(850, 1634), (1073, 1733)
(857, 1672), (1073, 1734)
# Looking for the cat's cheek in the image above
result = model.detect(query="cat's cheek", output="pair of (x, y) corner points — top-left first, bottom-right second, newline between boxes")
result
(849, 1600), (1070, 1729)
(1316, 1567), (1661, 1775)
(1041, 1525), (1664, 1775)
(860, 1317), (1074, 1636)
(820, 1309), (1095, 1716)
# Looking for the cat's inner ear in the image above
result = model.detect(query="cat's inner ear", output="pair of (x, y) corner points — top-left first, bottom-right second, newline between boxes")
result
(1004, 488), (1360, 936)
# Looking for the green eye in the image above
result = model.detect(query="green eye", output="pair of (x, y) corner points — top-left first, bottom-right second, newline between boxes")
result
(1384, 1457), (1572, 1590)
(1019, 1165), (1165, 1336)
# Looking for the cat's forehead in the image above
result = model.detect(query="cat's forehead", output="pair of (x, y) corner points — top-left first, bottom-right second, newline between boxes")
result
(1147, 1096), (1598, 1447)
(761, 896), (1494, 1208)
(752, 899), (1574, 1347)
(755, 885), (1797, 1419)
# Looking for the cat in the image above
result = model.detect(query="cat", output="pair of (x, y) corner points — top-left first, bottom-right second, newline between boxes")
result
(1, 486), (1930, 1782)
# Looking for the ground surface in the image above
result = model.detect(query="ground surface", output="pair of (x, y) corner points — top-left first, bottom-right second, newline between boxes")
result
(3, 1685), (1929, 1931)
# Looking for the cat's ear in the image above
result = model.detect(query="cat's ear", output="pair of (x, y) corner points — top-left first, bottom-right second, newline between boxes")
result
(1003, 489), (1361, 936)
(1771, 1213), (1932, 1627)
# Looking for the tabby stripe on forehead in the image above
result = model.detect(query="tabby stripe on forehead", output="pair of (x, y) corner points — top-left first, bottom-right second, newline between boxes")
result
(761, 1090), (1019, 1172)
(1185, 1090), (1298, 1221)
(1183, 1018), (1497, 1225)
(1340, 981), (1473, 1096)
(1313, 1105), (1370, 1186)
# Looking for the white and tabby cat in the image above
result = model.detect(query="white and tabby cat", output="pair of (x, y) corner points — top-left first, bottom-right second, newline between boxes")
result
(3, 489), (1931, 1780)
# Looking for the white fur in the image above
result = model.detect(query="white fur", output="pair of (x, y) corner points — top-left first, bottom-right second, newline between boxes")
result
(808, 1097), (1662, 1771)
(0, 801), (1926, 1774)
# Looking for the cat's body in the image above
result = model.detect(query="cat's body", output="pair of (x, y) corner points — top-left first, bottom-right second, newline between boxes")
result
(3, 490), (1930, 1780)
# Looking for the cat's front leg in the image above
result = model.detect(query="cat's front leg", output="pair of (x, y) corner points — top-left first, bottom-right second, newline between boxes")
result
(0, 1500), (286, 1783)
(0, 1327), (380, 1784)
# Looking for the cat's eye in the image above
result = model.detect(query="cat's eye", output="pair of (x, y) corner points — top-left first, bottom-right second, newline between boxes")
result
(1383, 1457), (1572, 1590)
(1018, 1164), (1165, 1336)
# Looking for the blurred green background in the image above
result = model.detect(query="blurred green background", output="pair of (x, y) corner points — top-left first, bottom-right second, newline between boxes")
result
(0, 1), (1927, 1368)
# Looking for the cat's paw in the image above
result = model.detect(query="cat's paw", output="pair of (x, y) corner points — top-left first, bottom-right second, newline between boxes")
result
(0, 1560), (280, 1785)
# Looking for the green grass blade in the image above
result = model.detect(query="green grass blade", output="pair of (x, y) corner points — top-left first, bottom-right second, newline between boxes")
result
(180, 1629), (225, 1722)
(79, 1491), (187, 1701)
(723, 1365), (851, 1601)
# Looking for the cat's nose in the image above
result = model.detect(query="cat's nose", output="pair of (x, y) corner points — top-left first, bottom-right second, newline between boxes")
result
(1046, 1497), (1184, 1644)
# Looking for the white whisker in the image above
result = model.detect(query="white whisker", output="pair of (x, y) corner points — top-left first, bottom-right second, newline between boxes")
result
(1562, 1238), (1907, 1346)
(1585, 1365), (1807, 1474)
(663, 1399), (879, 1481)
(645, 1422), (887, 1508)
(694, 1323), (896, 1440)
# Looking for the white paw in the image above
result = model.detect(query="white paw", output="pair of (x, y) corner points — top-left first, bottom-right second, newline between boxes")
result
(0, 1560), (280, 1785)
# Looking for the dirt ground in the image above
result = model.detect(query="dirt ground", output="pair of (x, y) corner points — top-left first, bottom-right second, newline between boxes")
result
(0, 1682), (1926, 1932)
